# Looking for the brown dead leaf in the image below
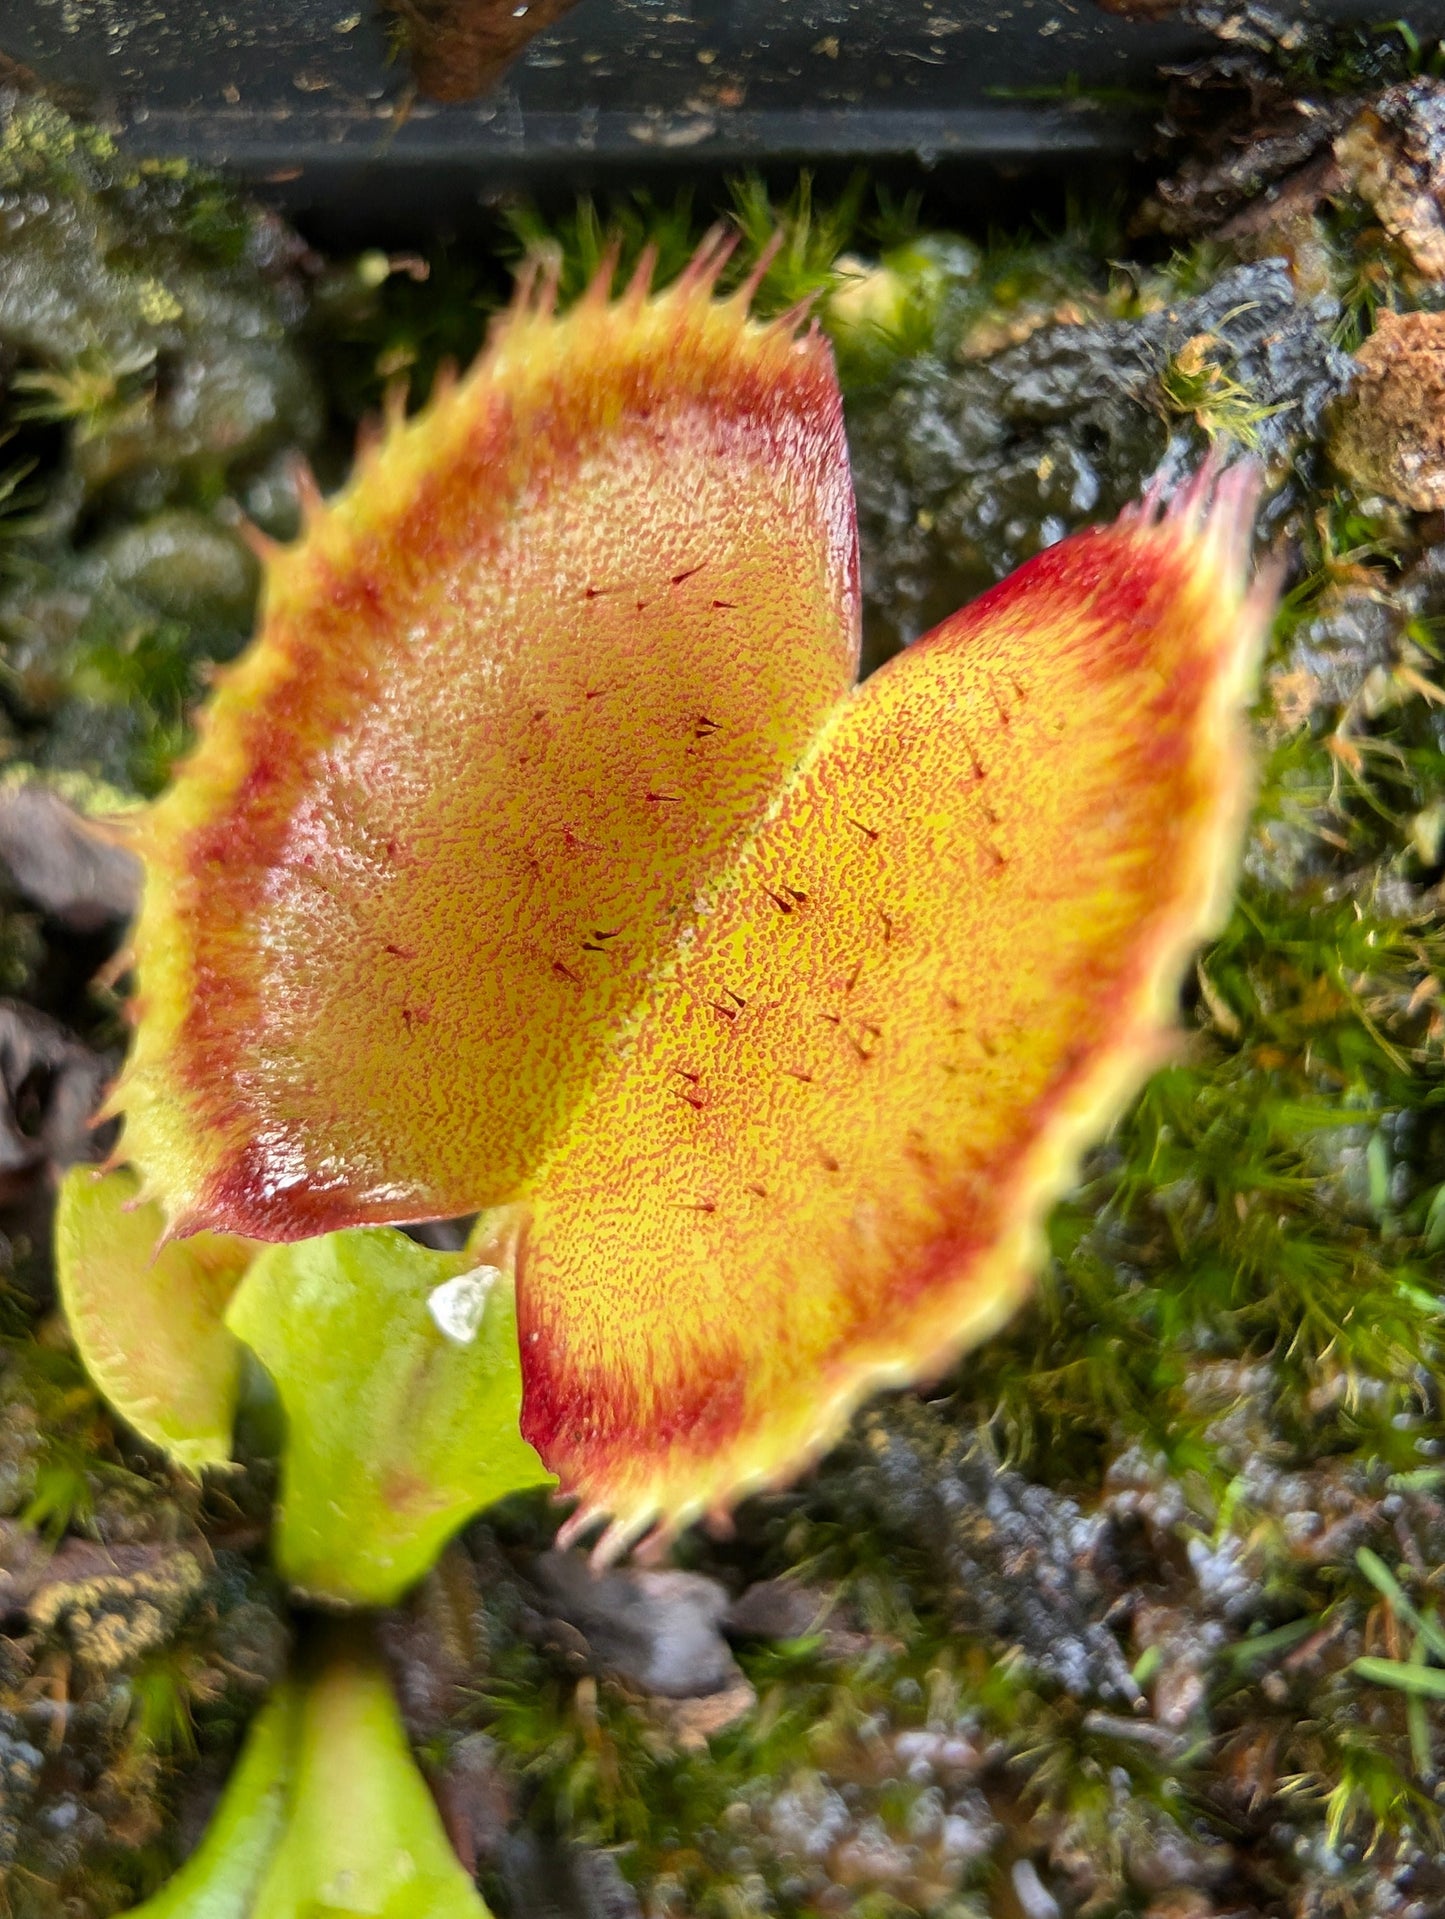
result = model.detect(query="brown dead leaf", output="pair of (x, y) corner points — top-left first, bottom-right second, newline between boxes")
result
(386, 0), (584, 103)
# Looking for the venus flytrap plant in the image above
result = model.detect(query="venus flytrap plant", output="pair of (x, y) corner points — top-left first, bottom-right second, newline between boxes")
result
(53, 235), (1273, 1910)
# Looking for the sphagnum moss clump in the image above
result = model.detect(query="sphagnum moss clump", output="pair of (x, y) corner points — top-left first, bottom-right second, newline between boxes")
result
(7, 29), (1445, 1915)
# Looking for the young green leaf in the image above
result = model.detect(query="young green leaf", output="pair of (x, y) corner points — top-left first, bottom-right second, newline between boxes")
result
(225, 1220), (552, 1605)
(121, 1637), (492, 1918)
(121, 1685), (298, 1918)
(1354, 1656), (1445, 1700)
(1356, 1546), (1445, 1665)
(248, 1630), (493, 1919)
(55, 1164), (254, 1472)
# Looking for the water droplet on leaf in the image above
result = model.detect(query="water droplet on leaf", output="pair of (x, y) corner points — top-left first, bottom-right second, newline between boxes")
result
(427, 1267), (501, 1344)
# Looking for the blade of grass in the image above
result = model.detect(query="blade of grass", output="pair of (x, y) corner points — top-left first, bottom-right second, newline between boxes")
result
(1407, 1631), (1434, 1778)
(1353, 1656), (1445, 1700)
(1357, 1548), (1445, 1666)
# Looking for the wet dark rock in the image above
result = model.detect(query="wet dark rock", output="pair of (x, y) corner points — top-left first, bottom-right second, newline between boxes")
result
(1216, 149), (1342, 293)
(529, 1551), (742, 1698)
(825, 1401), (1138, 1705)
(1267, 584), (1401, 727)
(1248, 532), (1445, 900)
(850, 262), (1348, 657)
(1143, 59), (1357, 240)
(0, 784), (139, 932)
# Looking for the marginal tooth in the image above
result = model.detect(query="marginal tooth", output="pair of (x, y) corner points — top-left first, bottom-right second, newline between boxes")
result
(582, 240), (622, 308)
(382, 374), (409, 436)
(292, 457), (325, 525)
(623, 241), (658, 310)
(553, 1504), (602, 1553)
(733, 227), (781, 311)
(589, 1508), (657, 1569)
(237, 517), (283, 563)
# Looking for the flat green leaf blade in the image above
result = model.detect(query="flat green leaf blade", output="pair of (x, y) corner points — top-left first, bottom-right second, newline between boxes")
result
(56, 1165), (253, 1473)
(1353, 1656), (1445, 1700)
(1356, 1546), (1445, 1666)
(250, 1629), (492, 1918)
(120, 1686), (297, 1918)
(226, 1221), (553, 1606)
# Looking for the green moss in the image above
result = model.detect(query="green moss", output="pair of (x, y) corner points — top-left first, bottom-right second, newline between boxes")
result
(0, 96), (322, 795)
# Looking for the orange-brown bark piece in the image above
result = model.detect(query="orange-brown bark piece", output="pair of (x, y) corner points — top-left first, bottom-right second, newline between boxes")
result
(1329, 309), (1445, 509)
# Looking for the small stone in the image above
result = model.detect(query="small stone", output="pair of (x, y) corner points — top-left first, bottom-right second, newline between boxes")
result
(1012, 1857), (1062, 1919)
(649, 1675), (758, 1754)
(726, 1576), (831, 1642)
(530, 1551), (743, 1698)
(0, 785), (140, 932)
(1330, 310), (1445, 509)
(0, 1001), (110, 1196)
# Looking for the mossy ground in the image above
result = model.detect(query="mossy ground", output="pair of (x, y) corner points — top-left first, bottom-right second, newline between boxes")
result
(4, 22), (1445, 1916)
